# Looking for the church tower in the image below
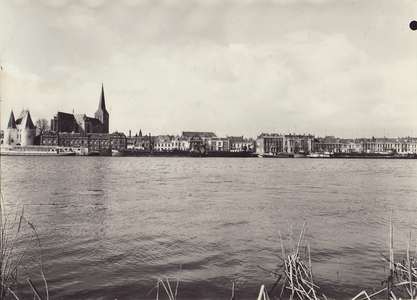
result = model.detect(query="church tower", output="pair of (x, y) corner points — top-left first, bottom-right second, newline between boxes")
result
(94, 84), (109, 133)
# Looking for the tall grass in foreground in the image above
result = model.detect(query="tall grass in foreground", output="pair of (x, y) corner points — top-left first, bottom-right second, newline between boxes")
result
(257, 221), (322, 300)
(351, 212), (416, 300)
(1, 196), (49, 300)
(147, 264), (182, 300)
(257, 219), (416, 300)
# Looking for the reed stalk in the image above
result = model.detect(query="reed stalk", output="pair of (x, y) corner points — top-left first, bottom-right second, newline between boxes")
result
(389, 208), (394, 297)
(258, 221), (323, 300)
(148, 264), (182, 300)
(352, 212), (416, 300)
(0, 195), (49, 300)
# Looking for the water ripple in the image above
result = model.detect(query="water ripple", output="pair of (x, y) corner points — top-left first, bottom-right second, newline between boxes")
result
(1, 157), (416, 299)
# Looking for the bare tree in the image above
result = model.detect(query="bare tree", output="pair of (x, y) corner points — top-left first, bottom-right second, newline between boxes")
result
(35, 118), (49, 136)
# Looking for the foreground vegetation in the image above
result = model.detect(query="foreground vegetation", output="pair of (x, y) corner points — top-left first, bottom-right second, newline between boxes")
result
(1, 200), (415, 300)
(1, 197), (49, 300)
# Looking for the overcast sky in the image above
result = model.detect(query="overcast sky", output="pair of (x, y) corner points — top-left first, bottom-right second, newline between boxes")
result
(1, 0), (416, 138)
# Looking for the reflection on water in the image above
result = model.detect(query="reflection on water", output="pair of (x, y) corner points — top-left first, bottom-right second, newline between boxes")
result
(1, 157), (416, 299)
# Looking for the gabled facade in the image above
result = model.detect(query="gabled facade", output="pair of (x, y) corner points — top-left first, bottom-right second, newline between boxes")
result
(126, 134), (154, 150)
(154, 135), (181, 151)
(182, 131), (217, 152)
(3, 110), (36, 146)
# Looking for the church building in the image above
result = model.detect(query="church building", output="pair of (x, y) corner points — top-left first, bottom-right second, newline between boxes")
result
(50, 85), (109, 134)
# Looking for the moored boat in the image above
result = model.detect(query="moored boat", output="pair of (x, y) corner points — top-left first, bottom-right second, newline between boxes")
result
(112, 149), (125, 156)
(332, 151), (416, 159)
(306, 152), (332, 158)
(258, 152), (294, 158)
(0, 145), (76, 156)
(294, 151), (307, 158)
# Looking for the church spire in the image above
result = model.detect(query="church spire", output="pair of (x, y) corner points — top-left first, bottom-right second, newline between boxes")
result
(98, 84), (106, 111)
(7, 110), (17, 129)
(95, 84), (109, 133)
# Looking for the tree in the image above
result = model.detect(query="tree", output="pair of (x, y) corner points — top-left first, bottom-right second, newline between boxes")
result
(36, 118), (49, 136)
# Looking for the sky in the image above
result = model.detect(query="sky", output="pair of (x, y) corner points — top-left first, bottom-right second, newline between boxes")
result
(1, 0), (416, 139)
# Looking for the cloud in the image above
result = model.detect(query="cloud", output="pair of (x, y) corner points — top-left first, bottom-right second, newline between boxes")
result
(1, 63), (43, 82)
(1, 0), (416, 138)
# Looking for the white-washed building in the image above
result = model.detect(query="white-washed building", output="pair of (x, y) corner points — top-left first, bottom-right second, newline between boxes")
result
(4, 110), (36, 146)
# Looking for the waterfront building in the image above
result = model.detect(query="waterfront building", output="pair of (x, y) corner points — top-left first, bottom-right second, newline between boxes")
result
(313, 136), (342, 153)
(4, 110), (36, 146)
(283, 134), (315, 153)
(209, 137), (230, 151)
(50, 85), (109, 134)
(398, 137), (417, 154)
(362, 138), (377, 153)
(179, 136), (190, 151)
(126, 133), (155, 150)
(373, 137), (417, 154)
(40, 131), (126, 154)
(168, 136), (182, 151)
(153, 135), (182, 151)
(255, 133), (284, 154)
(182, 131), (216, 141)
(312, 136), (417, 154)
(227, 136), (253, 152)
(181, 131), (217, 152)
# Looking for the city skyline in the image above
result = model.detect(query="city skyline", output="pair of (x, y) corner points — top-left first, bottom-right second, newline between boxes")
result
(1, 0), (416, 139)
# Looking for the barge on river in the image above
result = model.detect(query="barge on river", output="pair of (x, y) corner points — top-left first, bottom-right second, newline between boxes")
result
(0, 146), (76, 156)
(332, 151), (417, 159)
(258, 152), (294, 158)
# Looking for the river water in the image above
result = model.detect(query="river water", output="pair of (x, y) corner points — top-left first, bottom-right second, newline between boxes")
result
(1, 156), (416, 300)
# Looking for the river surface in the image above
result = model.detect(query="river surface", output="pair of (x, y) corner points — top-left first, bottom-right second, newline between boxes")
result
(1, 156), (416, 300)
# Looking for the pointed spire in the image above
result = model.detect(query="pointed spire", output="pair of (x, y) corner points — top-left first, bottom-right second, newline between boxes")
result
(98, 83), (106, 111)
(139, 128), (142, 137)
(7, 110), (16, 129)
(24, 110), (35, 129)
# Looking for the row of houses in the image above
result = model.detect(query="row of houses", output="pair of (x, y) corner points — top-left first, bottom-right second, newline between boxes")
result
(313, 135), (417, 154)
(2, 108), (416, 155)
(38, 130), (254, 154)
(35, 130), (417, 155)
(2, 86), (416, 155)
(256, 133), (417, 155)
(131, 131), (253, 152)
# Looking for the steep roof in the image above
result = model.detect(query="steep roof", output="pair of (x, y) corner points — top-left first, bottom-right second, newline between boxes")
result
(15, 110), (35, 130)
(96, 84), (108, 113)
(7, 110), (17, 129)
(228, 136), (246, 143)
(57, 111), (76, 121)
(182, 131), (217, 138)
(24, 111), (35, 129)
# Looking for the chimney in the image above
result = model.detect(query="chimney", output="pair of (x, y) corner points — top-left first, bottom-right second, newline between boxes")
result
(129, 130), (131, 138)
